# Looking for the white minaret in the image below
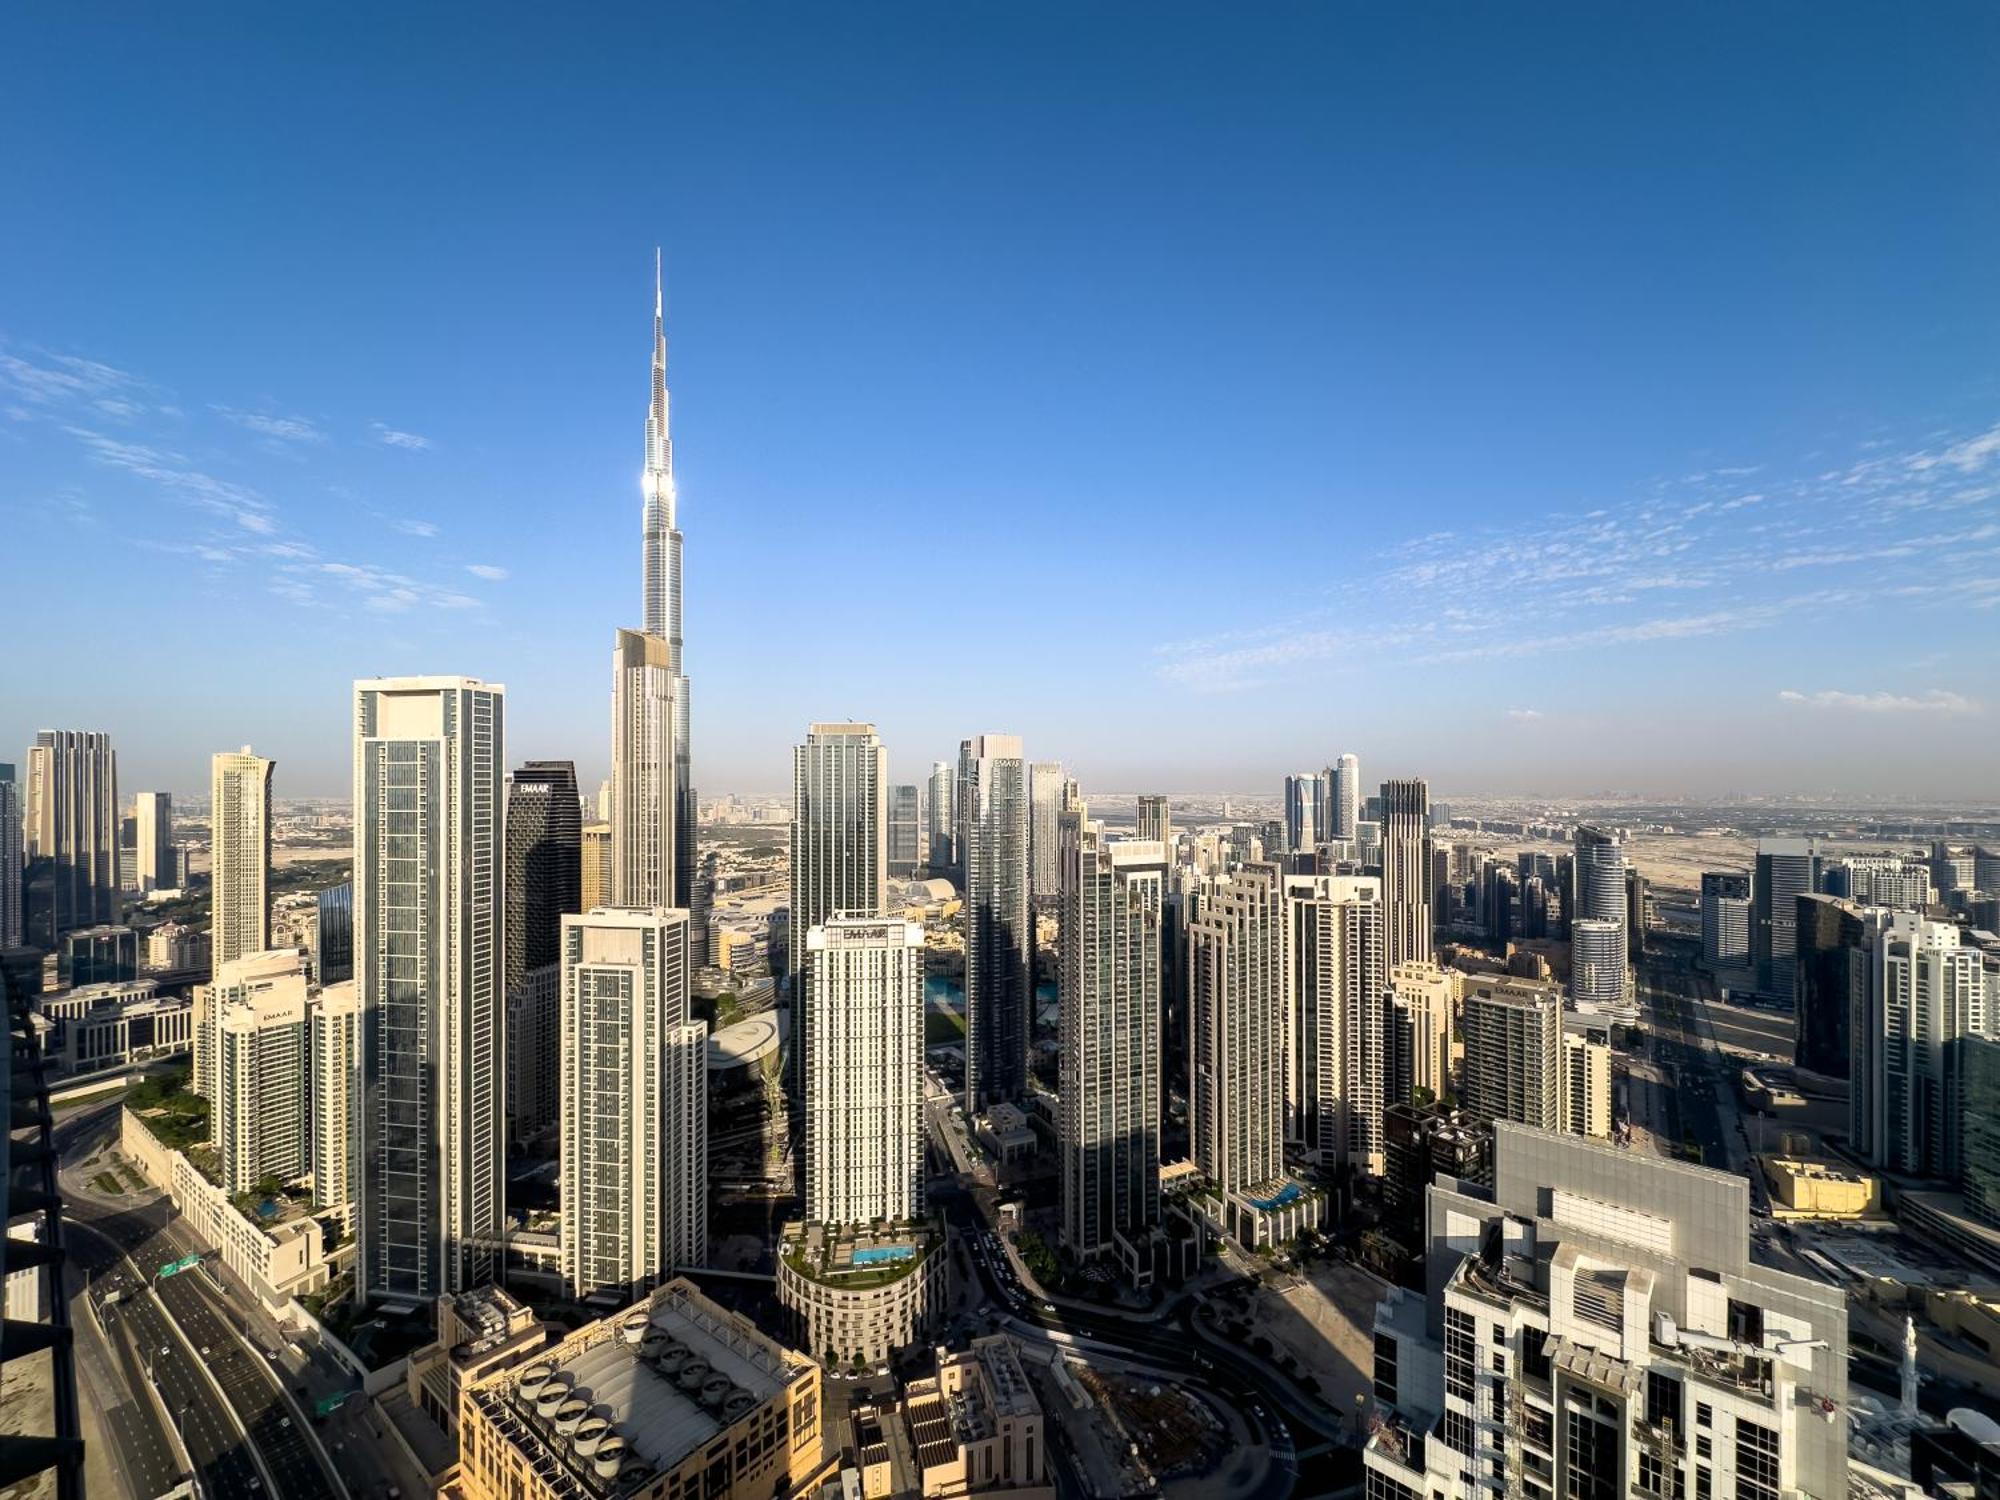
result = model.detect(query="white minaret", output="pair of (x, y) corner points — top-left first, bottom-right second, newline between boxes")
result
(1901, 1314), (1919, 1418)
(639, 251), (695, 908)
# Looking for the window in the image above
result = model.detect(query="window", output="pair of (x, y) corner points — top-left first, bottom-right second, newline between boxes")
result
(1522, 1332), (1553, 1386)
(1363, 1472), (1419, 1500)
(1563, 1409), (1619, 1500)
(1734, 1419), (1779, 1500)
(1444, 1409), (1474, 1456)
(1524, 1406), (1554, 1451)
(1638, 1452), (1667, 1496)
(1374, 1331), (1399, 1404)
(1446, 1309), (1476, 1402)
(1694, 1466), (1711, 1500)
(1493, 1322), (1508, 1346)
(1696, 1402), (1711, 1428)
(1696, 1434), (1711, 1460)
(1645, 1369), (1682, 1434)
(1727, 1300), (1765, 1348)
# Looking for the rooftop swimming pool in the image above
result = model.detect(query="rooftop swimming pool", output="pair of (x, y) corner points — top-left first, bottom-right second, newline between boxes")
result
(850, 1245), (916, 1266)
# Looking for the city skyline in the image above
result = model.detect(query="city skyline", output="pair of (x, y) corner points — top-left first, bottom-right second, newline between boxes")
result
(5, 6), (1998, 800)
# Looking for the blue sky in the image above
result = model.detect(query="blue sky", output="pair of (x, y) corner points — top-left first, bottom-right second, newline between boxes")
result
(3, 3), (1997, 800)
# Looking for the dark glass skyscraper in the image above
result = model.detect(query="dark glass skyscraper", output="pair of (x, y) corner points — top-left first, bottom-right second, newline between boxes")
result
(504, 760), (582, 996)
(1754, 837), (1822, 1000)
(316, 882), (354, 985)
(1794, 893), (1865, 1080)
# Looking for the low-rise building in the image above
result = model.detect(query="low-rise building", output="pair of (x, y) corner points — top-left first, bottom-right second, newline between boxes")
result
(36, 982), (190, 1075)
(406, 1286), (549, 1471)
(778, 1221), (946, 1369)
(903, 1337), (1053, 1498)
(456, 1278), (829, 1500)
(976, 1102), (1037, 1167)
(1761, 1157), (1881, 1219)
(145, 920), (210, 973)
(119, 1107), (331, 1309)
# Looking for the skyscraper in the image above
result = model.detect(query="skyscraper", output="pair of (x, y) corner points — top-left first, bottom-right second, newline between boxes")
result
(1282, 772), (1320, 857)
(310, 980), (359, 1216)
(1571, 824), (1629, 1003)
(1460, 976), (1562, 1132)
(216, 964), (308, 1194)
(802, 914), (926, 1225)
(1850, 911), (1994, 1178)
(1700, 870), (1751, 966)
(580, 822), (613, 911)
(1754, 836), (1822, 1000)
(925, 760), (956, 879)
(1795, 893), (1866, 1080)
(1558, 1016), (1612, 1138)
(1379, 777), (1432, 969)
(639, 254), (696, 910)
(1365, 1123), (1851, 1500)
(24, 729), (117, 944)
(354, 676), (506, 1303)
(504, 761), (582, 996)
(1059, 810), (1165, 1262)
(0, 764), (20, 949)
(1189, 863), (1309, 1246)
(1330, 753), (1360, 842)
(1135, 794), (1172, 851)
(1028, 761), (1065, 906)
(1283, 873), (1388, 1171)
(887, 782), (920, 878)
(504, 761), (580, 1145)
(1568, 918), (1626, 1012)
(133, 790), (173, 893)
(315, 882), (354, 985)
(611, 628), (678, 910)
(558, 906), (704, 1302)
(1388, 960), (1454, 1107)
(1966, 1036), (2000, 1229)
(789, 722), (889, 1093)
(958, 735), (1030, 1112)
(210, 746), (274, 967)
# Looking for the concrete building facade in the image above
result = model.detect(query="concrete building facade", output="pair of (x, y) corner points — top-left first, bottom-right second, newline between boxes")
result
(353, 675), (506, 1304)
(559, 906), (706, 1305)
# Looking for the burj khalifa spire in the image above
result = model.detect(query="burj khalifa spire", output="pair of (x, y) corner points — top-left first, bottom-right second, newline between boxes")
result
(619, 249), (695, 910)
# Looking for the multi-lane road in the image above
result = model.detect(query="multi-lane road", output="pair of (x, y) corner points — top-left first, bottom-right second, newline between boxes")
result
(924, 1088), (1354, 1499)
(56, 1101), (347, 1500)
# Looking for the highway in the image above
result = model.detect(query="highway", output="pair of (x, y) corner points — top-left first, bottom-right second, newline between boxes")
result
(56, 1101), (347, 1500)
(72, 1218), (268, 1498)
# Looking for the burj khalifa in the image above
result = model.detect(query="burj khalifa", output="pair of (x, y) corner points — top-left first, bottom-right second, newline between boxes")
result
(615, 251), (694, 910)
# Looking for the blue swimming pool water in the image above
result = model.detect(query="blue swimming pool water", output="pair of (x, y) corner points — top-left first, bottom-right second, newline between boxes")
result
(852, 1246), (915, 1266)
(1247, 1183), (1302, 1212)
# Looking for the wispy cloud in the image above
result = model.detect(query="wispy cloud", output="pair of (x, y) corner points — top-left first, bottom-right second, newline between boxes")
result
(1156, 417), (2000, 691)
(215, 406), (325, 444)
(11, 340), (490, 625)
(465, 563), (509, 581)
(63, 427), (275, 532)
(372, 422), (432, 451)
(1777, 689), (1979, 715)
(1505, 708), (1543, 721)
